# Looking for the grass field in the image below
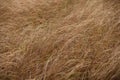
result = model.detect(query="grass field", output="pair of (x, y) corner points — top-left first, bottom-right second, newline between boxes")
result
(0, 0), (120, 80)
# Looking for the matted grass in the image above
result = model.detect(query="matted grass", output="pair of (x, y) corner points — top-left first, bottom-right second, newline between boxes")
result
(0, 0), (120, 80)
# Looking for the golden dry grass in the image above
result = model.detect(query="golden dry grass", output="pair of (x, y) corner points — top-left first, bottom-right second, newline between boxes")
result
(0, 0), (120, 80)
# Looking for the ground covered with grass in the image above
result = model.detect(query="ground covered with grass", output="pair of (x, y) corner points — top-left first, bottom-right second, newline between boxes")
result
(0, 0), (120, 80)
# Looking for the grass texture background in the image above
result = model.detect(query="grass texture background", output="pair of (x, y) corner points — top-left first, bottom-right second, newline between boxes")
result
(0, 0), (120, 80)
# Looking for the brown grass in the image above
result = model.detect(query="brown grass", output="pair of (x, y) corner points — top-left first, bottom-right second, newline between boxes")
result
(0, 0), (120, 80)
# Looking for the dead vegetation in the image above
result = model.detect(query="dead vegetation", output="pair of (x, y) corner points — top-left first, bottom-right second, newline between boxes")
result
(0, 0), (120, 80)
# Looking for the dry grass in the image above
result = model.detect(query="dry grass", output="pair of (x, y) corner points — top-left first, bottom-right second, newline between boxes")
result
(0, 0), (120, 80)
